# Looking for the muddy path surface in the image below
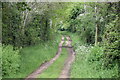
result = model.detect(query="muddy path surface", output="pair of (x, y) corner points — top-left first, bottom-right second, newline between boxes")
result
(58, 36), (75, 79)
(25, 36), (75, 80)
(25, 36), (65, 80)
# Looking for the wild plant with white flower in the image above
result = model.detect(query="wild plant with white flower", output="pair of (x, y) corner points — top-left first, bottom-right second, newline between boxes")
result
(75, 45), (91, 54)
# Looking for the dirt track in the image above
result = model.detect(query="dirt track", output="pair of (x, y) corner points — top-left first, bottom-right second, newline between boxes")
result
(25, 36), (75, 80)
(25, 36), (64, 80)
(58, 36), (75, 79)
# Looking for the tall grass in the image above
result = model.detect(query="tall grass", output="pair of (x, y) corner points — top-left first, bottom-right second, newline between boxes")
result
(63, 32), (119, 78)
(12, 34), (62, 78)
(38, 48), (68, 78)
(71, 45), (119, 78)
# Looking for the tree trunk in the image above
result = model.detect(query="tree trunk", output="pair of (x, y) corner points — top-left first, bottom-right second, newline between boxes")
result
(95, 3), (98, 46)
(95, 24), (98, 46)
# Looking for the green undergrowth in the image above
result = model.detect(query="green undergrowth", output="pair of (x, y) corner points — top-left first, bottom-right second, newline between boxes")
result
(0, 43), (2, 79)
(2, 45), (20, 78)
(3, 34), (62, 78)
(17, 35), (61, 78)
(71, 45), (119, 78)
(38, 48), (68, 78)
(64, 32), (119, 78)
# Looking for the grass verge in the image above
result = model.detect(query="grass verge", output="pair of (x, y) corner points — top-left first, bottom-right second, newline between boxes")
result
(58, 31), (119, 78)
(37, 48), (68, 78)
(71, 45), (119, 78)
(12, 34), (62, 78)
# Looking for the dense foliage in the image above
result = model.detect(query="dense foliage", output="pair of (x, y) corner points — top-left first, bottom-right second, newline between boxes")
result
(103, 18), (120, 68)
(71, 44), (119, 78)
(2, 45), (20, 77)
(1, 2), (120, 78)
(2, 3), (54, 47)
(66, 2), (120, 67)
(2, 2), (70, 77)
(2, 3), (22, 47)
(69, 2), (120, 78)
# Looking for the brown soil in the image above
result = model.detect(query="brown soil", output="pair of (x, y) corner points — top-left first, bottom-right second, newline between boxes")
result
(58, 36), (75, 79)
(25, 36), (65, 80)
(25, 36), (75, 80)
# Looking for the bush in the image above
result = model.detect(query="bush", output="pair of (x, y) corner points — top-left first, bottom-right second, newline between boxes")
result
(87, 46), (103, 64)
(103, 18), (120, 67)
(71, 45), (119, 78)
(2, 45), (20, 77)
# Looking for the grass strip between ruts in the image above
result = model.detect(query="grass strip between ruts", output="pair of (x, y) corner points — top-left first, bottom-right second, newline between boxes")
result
(38, 48), (68, 78)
